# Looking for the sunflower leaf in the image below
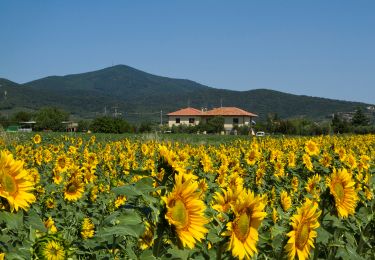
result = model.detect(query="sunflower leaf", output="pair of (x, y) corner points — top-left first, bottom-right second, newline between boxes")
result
(166, 246), (191, 260)
(25, 209), (47, 232)
(139, 249), (157, 260)
(117, 210), (143, 226)
(134, 177), (156, 193)
(316, 226), (332, 246)
(0, 211), (23, 229)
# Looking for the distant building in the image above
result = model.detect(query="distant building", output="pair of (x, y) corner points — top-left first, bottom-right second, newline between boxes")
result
(62, 121), (78, 132)
(335, 111), (356, 122)
(167, 106), (258, 133)
(167, 107), (203, 127)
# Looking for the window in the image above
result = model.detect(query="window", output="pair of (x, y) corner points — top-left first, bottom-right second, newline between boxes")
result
(175, 118), (180, 123)
(233, 118), (239, 124)
(189, 118), (195, 124)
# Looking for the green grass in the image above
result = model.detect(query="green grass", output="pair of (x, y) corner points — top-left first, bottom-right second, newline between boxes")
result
(2, 131), (253, 145)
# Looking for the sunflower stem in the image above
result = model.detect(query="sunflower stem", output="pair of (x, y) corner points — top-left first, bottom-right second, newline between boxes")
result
(216, 241), (222, 260)
(112, 234), (117, 255)
(314, 195), (326, 260)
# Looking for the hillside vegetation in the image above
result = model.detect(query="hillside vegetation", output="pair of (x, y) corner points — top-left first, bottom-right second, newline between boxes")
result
(0, 65), (371, 122)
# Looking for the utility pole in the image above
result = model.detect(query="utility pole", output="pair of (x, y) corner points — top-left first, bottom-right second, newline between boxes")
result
(160, 110), (163, 126)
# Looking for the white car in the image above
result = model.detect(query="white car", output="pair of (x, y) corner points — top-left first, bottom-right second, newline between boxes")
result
(256, 131), (265, 137)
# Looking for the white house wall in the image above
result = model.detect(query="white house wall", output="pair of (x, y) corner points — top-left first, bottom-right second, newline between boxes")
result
(168, 116), (200, 127)
(223, 116), (251, 131)
(168, 115), (253, 131)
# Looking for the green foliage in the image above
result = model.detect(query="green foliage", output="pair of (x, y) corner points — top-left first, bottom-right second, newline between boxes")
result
(199, 116), (225, 134)
(77, 119), (91, 132)
(171, 124), (198, 134)
(352, 107), (370, 126)
(332, 113), (351, 133)
(34, 107), (69, 131)
(91, 116), (132, 133)
(263, 115), (331, 135)
(0, 113), (11, 128)
(11, 111), (33, 123)
(138, 121), (154, 133)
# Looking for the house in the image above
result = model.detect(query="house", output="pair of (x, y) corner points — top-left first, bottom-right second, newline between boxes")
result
(202, 107), (257, 132)
(167, 106), (258, 133)
(62, 121), (78, 132)
(167, 107), (203, 127)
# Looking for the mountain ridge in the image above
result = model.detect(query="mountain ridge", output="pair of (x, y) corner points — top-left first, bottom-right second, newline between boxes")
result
(0, 65), (372, 122)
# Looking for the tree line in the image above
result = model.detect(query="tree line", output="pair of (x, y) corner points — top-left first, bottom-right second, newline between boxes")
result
(0, 107), (373, 135)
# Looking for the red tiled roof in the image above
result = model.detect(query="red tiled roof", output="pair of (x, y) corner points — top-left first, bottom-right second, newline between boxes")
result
(167, 107), (203, 116)
(203, 107), (258, 117)
(168, 107), (257, 117)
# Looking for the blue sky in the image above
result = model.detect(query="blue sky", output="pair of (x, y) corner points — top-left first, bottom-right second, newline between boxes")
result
(0, 1), (374, 104)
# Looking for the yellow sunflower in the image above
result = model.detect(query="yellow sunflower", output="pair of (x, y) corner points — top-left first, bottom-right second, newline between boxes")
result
(0, 151), (36, 211)
(64, 178), (84, 201)
(41, 240), (65, 260)
(81, 217), (95, 239)
(33, 134), (42, 144)
(288, 152), (296, 168)
(55, 154), (70, 173)
(319, 152), (332, 168)
(302, 154), (314, 172)
(272, 208), (278, 224)
(164, 173), (209, 249)
(280, 190), (292, 212)
(212, 187), (243, 215)
(245, 149), (260, 166)
(139, 221), (155, 250)
(328, 168), (358, 218)
(114, 195), (127, 208)
(44, 217), (58, 233)
(291, 176), (299, 192)
(304, 140), (319, 156)
(305, 174), (321, 199)
(285, 199), (321, 260)
(223, 189), (267, 260)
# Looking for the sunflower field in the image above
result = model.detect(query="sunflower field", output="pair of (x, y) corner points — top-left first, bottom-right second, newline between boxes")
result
(0, 133), (374, 260)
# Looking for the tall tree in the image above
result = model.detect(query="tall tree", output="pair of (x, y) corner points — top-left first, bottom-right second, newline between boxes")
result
(352, 107), (369, 126)
(12, 111), (33, 123)
(35, 107), (69, 131)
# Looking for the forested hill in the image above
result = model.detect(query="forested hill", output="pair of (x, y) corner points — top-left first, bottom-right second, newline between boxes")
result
(0, 65), (371, 122)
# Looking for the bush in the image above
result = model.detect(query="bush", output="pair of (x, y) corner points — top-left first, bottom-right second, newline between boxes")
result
(353, 125), (375, 134)
(171, 124), (198, 134)
(34, 107), (69, 131)
(138, 121), (154, 133)
(198, 116), (225, 134)
(91, 117), (132, 134)
(77, 120), (91, 132)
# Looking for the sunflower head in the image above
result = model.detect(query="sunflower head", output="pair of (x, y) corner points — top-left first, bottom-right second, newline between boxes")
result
(64, 178), (84, 201)
(280, 190), (292, 212)
(44, 217), (58, 234)
(305, 140), (319, 156)
(328, 168), (358, 218)
(34, 235), (66, 260)
(284, 199), (321, 260)
(33, 134), (42, 144)
(81, 217), (95, 239)
(0, 151), (35, 212)
(223, 189), (267, 260)
(164, 173), (208, 249)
